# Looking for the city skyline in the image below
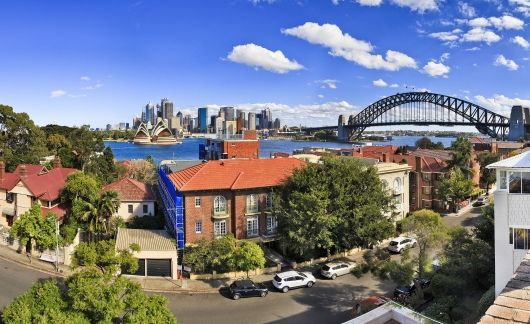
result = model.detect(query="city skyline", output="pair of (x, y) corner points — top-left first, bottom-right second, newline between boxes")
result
(1, 1), (530, 128)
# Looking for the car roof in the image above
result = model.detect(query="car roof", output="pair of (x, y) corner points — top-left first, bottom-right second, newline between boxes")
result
(276, 270), (300, 278)
(324, 262), (347, 267)
(234, 280), (254, 287)
(391, 236), (410, 242)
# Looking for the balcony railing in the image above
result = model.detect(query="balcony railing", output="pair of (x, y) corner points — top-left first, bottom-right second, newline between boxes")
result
(212, 210), (229, 219)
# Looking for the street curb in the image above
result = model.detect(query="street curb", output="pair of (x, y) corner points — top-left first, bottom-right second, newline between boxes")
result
(143, 288), (221, 295)
(0, 254), (66, 278)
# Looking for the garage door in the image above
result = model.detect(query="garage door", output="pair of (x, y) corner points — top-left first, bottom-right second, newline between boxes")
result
(146, 259), (171, 277)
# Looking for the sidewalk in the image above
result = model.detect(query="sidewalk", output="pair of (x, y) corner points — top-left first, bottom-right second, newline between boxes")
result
(0, 245), (69, 277)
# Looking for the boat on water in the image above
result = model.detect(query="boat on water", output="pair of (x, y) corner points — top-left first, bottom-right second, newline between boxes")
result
(133, 118), (181, 145)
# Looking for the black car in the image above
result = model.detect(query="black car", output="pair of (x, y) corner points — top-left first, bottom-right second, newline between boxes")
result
(229, 280), (268, 300)
(393, 278), (431, 298)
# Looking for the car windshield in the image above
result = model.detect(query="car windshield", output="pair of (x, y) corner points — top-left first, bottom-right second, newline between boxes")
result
(322, 265), (330, 271)
(273, 275), (282, 282)
(297, 272), (307, 278)
(389, 241), (399, 246)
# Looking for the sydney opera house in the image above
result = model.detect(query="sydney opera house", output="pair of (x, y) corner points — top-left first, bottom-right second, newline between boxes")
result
(133, 118), (179, 145)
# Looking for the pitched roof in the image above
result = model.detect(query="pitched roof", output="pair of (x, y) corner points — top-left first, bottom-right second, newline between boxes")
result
(102, 177), (155, 202)
(115, 228), (176, 251)
(487, 151), (530, 169)
(41, 204), (68, 219)
(409, 149), (452, 173)
(14, 164), (47, 175)
(479, 251), (530, 323)
(21, 167), (77, 201)
(167, 158), (305, 192)
(0, 164), (48, 190)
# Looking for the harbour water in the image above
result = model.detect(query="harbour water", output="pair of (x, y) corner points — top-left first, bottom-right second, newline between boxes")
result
(105, 136), (457, 163)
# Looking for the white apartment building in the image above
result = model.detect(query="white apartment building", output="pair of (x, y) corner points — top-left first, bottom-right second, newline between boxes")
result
(487, 151), (530, 296)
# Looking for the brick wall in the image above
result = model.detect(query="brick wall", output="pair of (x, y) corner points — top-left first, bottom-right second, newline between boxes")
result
(222, 140), (259, 159)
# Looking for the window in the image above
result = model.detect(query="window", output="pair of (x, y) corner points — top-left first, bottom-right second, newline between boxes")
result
(6, 193), (14, 203)
(143, 204), (148, 214)
(214, 196), (226, 214)
(514, 228), (527, 250)
(195, 197), (201, 207)
(393, 178), (402, 194)
(246, 194), (259, 213)
(266, 215), (277, 234)
(128, 204), (133, 213)
(508, 172), (530, 194)
(214, 220), (227, 236)
(499, 171), (507, 190)
(422, 187), (431, 195)
(195, 221), (202, 234)
(247, 217), (258, 237)
(422, 173), (430, 182)
(265, 192), (273, 210)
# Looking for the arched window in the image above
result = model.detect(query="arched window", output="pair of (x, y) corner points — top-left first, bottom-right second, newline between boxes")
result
(214, 196), (226, 214)
(246, 194), (259, 213)
(393, 178), (402, 193)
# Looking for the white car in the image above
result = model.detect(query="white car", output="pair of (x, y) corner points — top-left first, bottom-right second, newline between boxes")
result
(321, 261), (356, 279)
(272, 270), (316, 293)
(387, 236), (417, 253)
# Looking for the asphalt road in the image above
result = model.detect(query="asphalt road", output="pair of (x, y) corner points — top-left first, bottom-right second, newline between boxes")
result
(0, 206), (484, 324)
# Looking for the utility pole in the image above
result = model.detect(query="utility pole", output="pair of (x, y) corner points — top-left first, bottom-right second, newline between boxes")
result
(55, 219), (59, 272)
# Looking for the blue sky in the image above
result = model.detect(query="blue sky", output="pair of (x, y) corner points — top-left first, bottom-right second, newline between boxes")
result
(1, 0), (530, 128)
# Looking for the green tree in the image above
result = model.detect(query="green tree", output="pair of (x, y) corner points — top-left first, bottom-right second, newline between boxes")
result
(98, 190), (120, 233)
(449, 136), (473, 175)
(71, 240), (140, 275)
(85, 146), (118, 184)
(68, 125), (105, 171)
(61, 172), (100, 204)
(476, 151), (500, 191)
(129, 159), (157, 185)
(402, 209), (448, 278)
(275, 157), (393, 258)
(438, 168), (474, 212)
(415, 137), (444, 149)
(72, 198), (103, 239)
(10, 205), (59, 252)
(0, 105), (49, 171)
(233, 241), (266, 277)
(47, 133), (71, 154)
(473, 203), (494, 248)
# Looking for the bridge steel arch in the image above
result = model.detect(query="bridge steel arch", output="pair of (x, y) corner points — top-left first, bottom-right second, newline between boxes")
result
(342, 92), (509, 141)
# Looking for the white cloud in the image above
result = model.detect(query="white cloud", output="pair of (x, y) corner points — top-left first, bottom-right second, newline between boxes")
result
(458, 2), (476, 17)
(465, 46), (481, 51)
(390, 0), (439, 13)
(318, 94), (324, 98)
(429, 29), (462, 41)
(389, 83), (399, 88)
(317, 79), (338, 89)
(468, 15), (524, 30)
(440, 52), (450, 62)
(227, 43), (304, 74)
(512, 35), (530, 49)
(423, 61), (450, 77)
(82, 82), (104, 90)
(494, 54), (519, 70)
(80, 76), (91, 81)
(331, 0), (341, 4)
(474, 94), (530, 116)
(462, 28), (501, 44)
(373, 79), (389, 87)
(356, 0), (383, 6)
(50, 90), (66, 98)
(249, 0), (276, 4)
(282, 22), (417, 71)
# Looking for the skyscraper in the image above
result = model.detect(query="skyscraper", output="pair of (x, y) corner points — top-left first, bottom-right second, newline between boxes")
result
(145, 102), (155, 125)
(255, 113), (263, 130)
(247, 112), (256, 130)
(261, 107), (272, 129)
(176, 111), (183, 127)
(273, 118), (281, 130)
(198, 107), (209, 133)
(162, 98), (173, 121)
(221, 106), (235, 121)
(236, 110), (246, 132)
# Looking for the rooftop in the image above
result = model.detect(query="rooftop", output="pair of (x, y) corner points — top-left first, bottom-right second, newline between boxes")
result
(167, 158), (305, 192)
(487, 151), (530, 169)
(479, 251), (530, 323)
(103, 177), (155, 202)
(115, 228), (176, 252)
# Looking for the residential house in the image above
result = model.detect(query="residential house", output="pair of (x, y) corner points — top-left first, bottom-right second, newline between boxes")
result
(158, 158), (305, 249)
(102, 177), (156, 221)
(199, 130), (259, 160)
(0, 158), (76, 227)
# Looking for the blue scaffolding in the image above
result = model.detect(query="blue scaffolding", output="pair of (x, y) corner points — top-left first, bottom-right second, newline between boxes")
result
(158, 167), (185, 250)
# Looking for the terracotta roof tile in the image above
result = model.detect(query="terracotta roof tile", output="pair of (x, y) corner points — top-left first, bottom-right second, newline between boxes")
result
(41, 204), (68, 219)
(21, 168), (77, 201)
(167, 158), (305, 192)
(103, 177), (155, 201)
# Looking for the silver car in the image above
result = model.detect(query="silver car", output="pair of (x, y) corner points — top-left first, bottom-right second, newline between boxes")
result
(387, 236), (417, 253)
(320, 261), (356, 279)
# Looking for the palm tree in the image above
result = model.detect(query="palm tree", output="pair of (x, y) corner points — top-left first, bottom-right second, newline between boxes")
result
(98, 190), (120, 234)
(73, 198), (102, 242)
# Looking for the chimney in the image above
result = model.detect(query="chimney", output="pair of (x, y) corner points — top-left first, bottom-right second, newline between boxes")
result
(415, 156), (422, 172)
(0, 161), (4, 180)
(53, 156), (62, 169)
(20, 164), (27, 177)
(382, 153), (388, 163)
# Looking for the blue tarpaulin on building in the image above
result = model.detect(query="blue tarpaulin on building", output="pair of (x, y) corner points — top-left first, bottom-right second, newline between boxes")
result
(158, 167), (184, 249)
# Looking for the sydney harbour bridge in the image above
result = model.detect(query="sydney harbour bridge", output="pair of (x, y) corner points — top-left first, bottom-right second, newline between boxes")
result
(308, 92), (529, 143)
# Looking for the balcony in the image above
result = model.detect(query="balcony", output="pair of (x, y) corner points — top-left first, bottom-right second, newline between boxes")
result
(212, 210), (229, 219)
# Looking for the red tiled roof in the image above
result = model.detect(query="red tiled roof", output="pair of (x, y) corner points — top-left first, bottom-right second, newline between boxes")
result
(21, 167), (77, 201)
(409, 149), (452, 173)
(14, 164), (47, 175)
(168, 158), (305, 192)
(41, 204), (68, 219)
(103, 177), (155, 201)
(470, 136), (492, 145)
(0, 164), (48, 190)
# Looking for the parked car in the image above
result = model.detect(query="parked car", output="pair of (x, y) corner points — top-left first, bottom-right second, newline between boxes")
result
(229, 279), (268, 300)
(272, 270), (316, 293)
(387, 236), (417, 253)
(321, 261), (356, 279)
(473, 197), (485, 207)
(393, 278), (431, 298)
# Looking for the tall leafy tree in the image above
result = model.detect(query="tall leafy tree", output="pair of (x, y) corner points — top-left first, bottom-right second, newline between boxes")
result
(449, 136), (473, 176)
(415, 137), (444, 149)
(71, 240), (140, 275)
(476, 151), (500, 191)
(233, 241), (266, 277)
(438, 168), (474, 212)
(402, 209), (448, 278)
(98, 190), (120, 233)
(46, 133), (71, 154)
(72, 198), (103, 240)
(0, 105), (48, 171)
(10, 204), (58, 251)
(61, 172), (100, 204)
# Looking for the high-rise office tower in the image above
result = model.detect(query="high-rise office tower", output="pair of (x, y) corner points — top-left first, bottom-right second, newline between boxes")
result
(145, 102), (155, 125)
(141, 111), (146, 123)
(236, 110), (246, 132)
(221, 106), (235, 121)
(176, 111), (183, 127)
(261, 107), (272, 129)
(247, 112), (256, 130)
(255, 113), (263, 130)
(198, 107), (209, 133)
(161, 98), (173, 121)
(156, 103), (162, 118)
(273, 118), (281, 130)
